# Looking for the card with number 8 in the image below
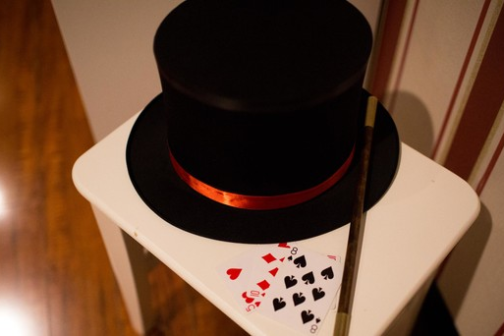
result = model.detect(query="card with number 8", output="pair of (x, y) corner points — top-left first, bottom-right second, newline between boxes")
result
(257, 245), (343, 335)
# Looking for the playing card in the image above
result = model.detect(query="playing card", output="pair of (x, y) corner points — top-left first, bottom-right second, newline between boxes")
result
(257, 245), (343, 335)
(217, 242), (294, 312)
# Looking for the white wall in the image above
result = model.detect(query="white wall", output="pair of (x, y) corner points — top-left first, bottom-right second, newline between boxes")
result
(51, 0), (183, 141)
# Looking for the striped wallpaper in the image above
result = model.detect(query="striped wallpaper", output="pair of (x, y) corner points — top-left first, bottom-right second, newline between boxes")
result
(369, 0), (504, 334)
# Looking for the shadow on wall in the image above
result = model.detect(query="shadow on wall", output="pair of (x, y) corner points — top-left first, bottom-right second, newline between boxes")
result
(386, 91), (434, 157)
(437, 201), (491, 317)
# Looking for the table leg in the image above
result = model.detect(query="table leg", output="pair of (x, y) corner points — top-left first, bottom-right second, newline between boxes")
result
(92, 206), (156, 335)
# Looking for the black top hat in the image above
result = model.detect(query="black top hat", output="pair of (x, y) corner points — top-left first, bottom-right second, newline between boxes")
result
(126, 0), (400, 243)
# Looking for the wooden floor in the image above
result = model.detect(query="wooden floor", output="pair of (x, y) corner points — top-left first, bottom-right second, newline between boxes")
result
(0, 1), (247, 335)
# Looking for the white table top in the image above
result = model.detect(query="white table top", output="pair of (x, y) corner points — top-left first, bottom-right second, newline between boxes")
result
(73, 112), (479, 335)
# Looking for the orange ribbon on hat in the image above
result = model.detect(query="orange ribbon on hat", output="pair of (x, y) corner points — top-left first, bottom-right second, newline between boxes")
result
(170, 147), (355, 210)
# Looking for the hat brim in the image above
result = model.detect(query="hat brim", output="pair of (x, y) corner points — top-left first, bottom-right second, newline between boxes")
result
(126, 91), (400, 243)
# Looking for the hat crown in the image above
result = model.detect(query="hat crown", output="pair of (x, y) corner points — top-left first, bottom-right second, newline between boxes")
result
(154, 0), (373, 197)
(154, 0), (372, 112)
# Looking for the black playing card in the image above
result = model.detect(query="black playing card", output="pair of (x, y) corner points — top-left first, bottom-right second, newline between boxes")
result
(258, 245), (343, 335)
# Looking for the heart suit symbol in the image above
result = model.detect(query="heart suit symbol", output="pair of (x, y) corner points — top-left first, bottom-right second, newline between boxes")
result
(226, 268), (242, 280)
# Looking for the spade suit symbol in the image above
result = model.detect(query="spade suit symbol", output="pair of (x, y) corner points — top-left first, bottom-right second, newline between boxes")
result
(321, 266), (334, 280)
(312, 287), (325, 301)
(292, 293), (306, 306)
(273, 297), (286, 311)
(293, 255), (307, 268)
(284, 275), (297, 289)
(301, 310), (315, 324)
(301, 271), (315, 284)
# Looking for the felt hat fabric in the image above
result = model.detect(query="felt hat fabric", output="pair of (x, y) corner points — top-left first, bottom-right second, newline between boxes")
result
(126, 0), (400, 243)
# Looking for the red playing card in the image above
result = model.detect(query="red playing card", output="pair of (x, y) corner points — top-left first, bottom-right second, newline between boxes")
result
(218, 243), (295, 313)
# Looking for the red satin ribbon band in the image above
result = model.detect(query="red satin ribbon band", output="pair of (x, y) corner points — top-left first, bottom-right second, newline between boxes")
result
(170, 148), (355, 210)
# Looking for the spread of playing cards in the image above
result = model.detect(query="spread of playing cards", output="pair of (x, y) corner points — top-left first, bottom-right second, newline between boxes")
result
(217, 243), (343, 335)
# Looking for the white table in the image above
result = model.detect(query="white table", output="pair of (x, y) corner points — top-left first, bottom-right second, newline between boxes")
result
(73, 112), (479, 335)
